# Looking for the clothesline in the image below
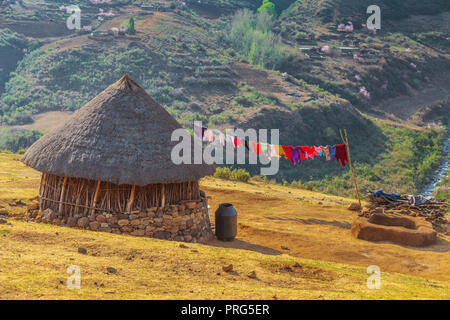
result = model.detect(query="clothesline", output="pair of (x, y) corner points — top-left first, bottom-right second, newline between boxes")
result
(193, 124), (349, 167)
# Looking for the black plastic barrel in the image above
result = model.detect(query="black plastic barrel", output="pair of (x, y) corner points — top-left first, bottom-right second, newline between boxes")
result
(215, 203), (237, 241)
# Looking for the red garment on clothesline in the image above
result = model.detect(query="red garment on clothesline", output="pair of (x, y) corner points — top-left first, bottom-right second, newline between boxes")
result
(335, 144), (348, 166)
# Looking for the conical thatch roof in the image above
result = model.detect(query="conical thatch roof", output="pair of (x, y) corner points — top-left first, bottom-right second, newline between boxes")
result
(22, 75), (215, 186)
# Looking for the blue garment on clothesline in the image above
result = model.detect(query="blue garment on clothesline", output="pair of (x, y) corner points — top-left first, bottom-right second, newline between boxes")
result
(374, 190), (401, 202)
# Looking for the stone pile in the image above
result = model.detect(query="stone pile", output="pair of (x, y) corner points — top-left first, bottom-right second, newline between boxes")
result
(27, 198), (213, 243)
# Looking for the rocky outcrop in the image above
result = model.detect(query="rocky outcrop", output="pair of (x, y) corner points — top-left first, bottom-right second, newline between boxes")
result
(351, 212), (437, 247)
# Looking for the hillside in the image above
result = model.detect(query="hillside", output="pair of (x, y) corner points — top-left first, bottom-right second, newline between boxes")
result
(1, 151), (449, 299)
(0, 0), (449, 195)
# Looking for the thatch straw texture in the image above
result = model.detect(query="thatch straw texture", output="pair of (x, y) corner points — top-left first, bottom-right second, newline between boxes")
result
(22, 75), (214, 185)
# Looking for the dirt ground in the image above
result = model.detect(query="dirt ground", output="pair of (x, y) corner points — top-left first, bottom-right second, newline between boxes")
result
(0, 154), (449, 299)
(201, 178), (450, 282)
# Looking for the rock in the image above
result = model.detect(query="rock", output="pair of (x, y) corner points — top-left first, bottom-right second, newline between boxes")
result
(130, 219), (141, 226)
(106, 267), (117, 274)
(222, 264), (233, 272)
(154, 231), (170, 239)
(0, 218), (7, 224)
(67, 217), (77, 227)
(28, 203), (39, 211)
(351, 215), (437, 247)
(100, 223), (109, 228)
(121, 226), (132, 233)
(77, 217), (89, 228)
(0, 208), (8, 215)
(96, 215), (106, 223)
(247, 271), (257, 279)
(347, 203), (362, 211)
(130, 229), (145, 236)
(15, 199), (26, 206)
(129, 214), (139, 220)
(106, 217), (117, 224)
(184, 202), (197, 209)
(118, 219), (129, 226)
(42, 208), (56, 221)
(78, 247), (87, 254)
(89, 221), (100, 231)
(156, 208), (164, 217)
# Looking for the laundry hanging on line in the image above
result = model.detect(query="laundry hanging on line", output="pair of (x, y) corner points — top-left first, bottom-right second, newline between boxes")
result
(193, 124), (349, 167)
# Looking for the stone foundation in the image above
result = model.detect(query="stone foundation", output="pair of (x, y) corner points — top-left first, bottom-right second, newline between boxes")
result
(27, 196), (213, 243)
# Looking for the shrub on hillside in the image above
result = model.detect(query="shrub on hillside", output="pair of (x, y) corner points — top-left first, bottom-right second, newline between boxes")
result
(0, 128), (43, 153)
(258, 0), (277, 18)
(214, 167), (250, 182)
(231, 169), (250, 182)
(214, 167), (232, 179)
(226, 9), (289, 70)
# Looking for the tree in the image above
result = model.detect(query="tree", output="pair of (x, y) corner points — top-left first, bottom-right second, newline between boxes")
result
(126, 17), (136, 35)
(257, 0), (276, 18)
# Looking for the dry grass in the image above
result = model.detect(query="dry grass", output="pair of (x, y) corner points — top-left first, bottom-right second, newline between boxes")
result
(0, 152), (449, 299)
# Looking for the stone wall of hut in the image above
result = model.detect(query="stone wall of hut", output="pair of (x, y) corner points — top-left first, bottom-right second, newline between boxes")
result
(28, 195), (213, 243)
(28, 173), (213, 243)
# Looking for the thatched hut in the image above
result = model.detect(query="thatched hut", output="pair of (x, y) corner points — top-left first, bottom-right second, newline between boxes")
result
(23, 75), (215, 242)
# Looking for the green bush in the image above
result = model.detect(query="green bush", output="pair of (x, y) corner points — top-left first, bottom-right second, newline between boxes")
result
(214, 167), (232, 179)
(126, 17), (136, 35)
(258, 0), (277, 18)
(0, 128), (43, 153)
(435, 171), (449, 204)
(226, 9), (289, 70)
(214, 167), (250, 182)
(230, 168), (251, 182)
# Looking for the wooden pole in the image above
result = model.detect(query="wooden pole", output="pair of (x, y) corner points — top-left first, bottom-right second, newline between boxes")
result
(127, 185), (136, 213)
(91, 180), (101, 215)
(161, 184), (165, 207)
(340, 129), (361, 208)
(39, 173), (48, 209)
(58, 177), (68, 214)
